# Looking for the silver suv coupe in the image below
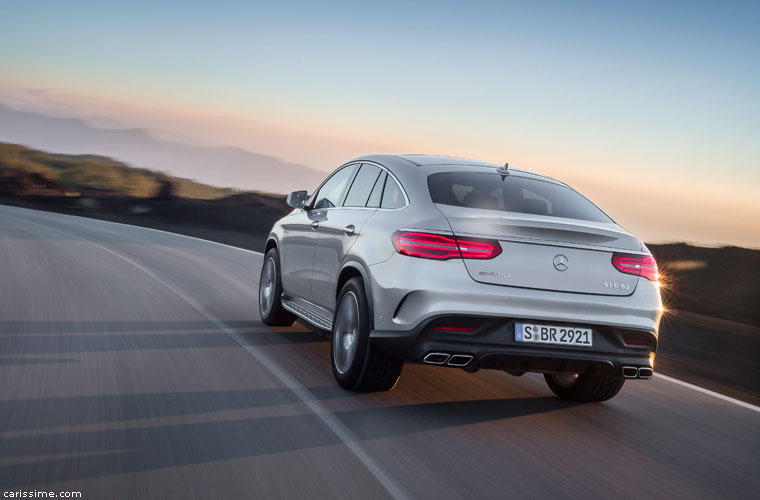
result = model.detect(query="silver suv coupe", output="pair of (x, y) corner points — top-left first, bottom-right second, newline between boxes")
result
(259, 155), (662, 401)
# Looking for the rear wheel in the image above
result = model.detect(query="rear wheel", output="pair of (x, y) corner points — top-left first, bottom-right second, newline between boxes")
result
(331, 277), (403, 392)
(258, 248), (296, 326)
(544, 372), (625, 402)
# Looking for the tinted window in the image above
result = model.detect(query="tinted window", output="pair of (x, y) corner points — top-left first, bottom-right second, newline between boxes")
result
(427, 172), (611, 223)
(381, 177), (405, 209)
(366, 171), (387, 208)
(312, 165), (356, 209)
(343, 164), (382, 207)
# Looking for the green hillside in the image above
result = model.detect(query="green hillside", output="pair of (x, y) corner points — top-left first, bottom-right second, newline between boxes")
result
(0, 141), (239, 199)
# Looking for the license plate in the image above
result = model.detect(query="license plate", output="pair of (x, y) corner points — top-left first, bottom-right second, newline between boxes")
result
(514, 322), (593, 347)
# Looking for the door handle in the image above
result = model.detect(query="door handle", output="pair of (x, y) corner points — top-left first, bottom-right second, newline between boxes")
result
(311, 221), (319, 231)
(344, 224), (355, 236)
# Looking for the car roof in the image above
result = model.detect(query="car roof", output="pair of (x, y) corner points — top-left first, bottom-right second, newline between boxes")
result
(353, 154), (565, 186)
(395, 154), (502, 168)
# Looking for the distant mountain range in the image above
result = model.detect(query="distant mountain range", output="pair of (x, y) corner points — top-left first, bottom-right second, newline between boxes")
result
(0, 103), (326, 194)
(0, 141), (246, 199)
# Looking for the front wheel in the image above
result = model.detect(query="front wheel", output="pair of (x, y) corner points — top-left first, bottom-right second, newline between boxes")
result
(258, 248), (296, 326)
(544, 372), (625, 402)
(331, 277), (403, 392)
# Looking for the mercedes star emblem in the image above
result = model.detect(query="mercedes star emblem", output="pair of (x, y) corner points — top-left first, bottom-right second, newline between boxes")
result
(553, 254), (569, 271)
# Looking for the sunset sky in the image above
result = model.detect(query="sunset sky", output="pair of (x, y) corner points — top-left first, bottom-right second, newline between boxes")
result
(1, 0), (759, 247)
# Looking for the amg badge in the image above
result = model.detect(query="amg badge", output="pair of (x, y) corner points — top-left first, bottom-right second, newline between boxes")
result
(479, 271), (511, 278)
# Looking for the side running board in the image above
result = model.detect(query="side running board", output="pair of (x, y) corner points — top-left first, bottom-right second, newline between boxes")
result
(281, 295), (333, 331)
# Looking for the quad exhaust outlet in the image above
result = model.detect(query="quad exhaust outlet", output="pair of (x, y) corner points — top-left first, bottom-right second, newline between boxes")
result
(423, 352), (450, 365)
(447, 354), (474, 367)
(423, 352), (473, 367)
(424, 357), (650, 377)
(622, 366), (654, 379)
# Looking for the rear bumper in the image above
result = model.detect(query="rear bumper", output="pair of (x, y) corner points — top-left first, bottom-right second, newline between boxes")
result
(367, 253), (663, 333)
(370, 315), (657, 378)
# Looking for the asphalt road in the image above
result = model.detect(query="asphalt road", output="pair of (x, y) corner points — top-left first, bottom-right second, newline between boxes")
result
(0, 205), (758, 499)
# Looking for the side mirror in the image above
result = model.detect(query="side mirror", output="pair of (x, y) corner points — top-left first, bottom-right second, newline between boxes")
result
(286, 190), (308, 209)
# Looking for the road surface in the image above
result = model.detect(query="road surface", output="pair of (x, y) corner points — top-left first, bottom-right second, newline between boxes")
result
(0, 205), (757, 499)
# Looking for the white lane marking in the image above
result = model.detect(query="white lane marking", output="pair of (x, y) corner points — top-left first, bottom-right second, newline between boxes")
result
(18, 216), (411, 500)
(655, 374), (760, 414)
(6, 205), (760, 415)
(0, 204), (264, 255)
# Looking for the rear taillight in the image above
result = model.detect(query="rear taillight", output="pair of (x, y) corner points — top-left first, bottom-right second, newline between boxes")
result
(612, 253), (658, 281)
(392, 231), (501, 260)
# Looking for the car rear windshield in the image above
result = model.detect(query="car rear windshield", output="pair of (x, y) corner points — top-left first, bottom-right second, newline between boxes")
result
(427, 172), (612, 223)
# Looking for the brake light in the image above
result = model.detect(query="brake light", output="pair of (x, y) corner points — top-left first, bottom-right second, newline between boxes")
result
(392, 231), (501, 260)
(612, 253), (658, 281)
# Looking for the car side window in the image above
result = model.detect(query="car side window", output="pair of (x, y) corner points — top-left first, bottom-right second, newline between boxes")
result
(343, 164), (382, 207)
(311, 165), (357, 209)
(366, 171), (387, 208)
(381, 176), (405, 209)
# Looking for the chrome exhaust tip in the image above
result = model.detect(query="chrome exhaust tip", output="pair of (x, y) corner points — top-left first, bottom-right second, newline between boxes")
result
(638, 367), (653, 380)
(423, 352), (450, 365)
(622, 366), (638, 379)
(447, 354), (473, 367)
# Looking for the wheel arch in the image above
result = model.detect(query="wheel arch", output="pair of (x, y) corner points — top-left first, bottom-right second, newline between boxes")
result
(337, 260), (375, 330)
(264, 235), (278, 256)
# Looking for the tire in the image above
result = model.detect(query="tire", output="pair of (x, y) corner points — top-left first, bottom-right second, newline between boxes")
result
(258, 248), (296, 326)
(544, 372), (625, 402)
(331, 277), (403, 392)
